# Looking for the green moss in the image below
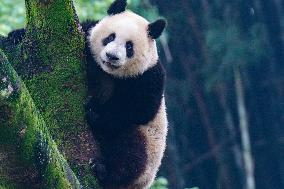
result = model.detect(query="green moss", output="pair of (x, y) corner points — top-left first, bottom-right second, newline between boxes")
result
(80, 166), (101, 189)
(0, 178), (18, 189)
(24, 64), (86, 139)
(22, 0), (87, 143)
(0, 50), (82, 189)
(82, 174), (100, 189)
(23, 1), (100, 187)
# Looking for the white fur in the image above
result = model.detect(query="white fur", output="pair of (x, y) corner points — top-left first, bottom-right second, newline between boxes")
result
(89, 11), (158, 78)
(130, 97), (168, 189)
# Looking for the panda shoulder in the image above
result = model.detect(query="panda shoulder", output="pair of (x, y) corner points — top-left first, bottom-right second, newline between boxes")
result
(143, 61), (165, 84)
(137, 61), (165, 93)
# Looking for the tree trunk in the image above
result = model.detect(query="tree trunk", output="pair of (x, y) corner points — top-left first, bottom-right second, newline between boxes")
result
(0, 0), (100, 188)
(216, 84), (247, 189)
(0, 50), (81, 188)
(234, 67), (255, 189)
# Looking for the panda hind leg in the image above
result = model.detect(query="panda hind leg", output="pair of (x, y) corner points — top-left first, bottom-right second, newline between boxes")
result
(96, 129), (148, 188)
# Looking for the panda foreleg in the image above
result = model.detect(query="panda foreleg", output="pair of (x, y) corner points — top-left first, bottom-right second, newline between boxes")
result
(86, 109), (100, 129)
(85, 96), (100, 128)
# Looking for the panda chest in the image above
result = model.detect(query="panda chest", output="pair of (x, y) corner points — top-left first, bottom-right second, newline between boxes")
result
(96, 77), (132, 105)
(101, 78), (138, 106)
(95, 75), (115, 105)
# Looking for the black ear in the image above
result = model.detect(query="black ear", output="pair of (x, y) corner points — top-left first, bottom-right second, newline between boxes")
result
(107, 0), (127, 15)
(148, 19), (167, 39)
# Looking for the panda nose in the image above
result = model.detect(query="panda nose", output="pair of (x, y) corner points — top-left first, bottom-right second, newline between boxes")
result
(106, 53), (119, 61)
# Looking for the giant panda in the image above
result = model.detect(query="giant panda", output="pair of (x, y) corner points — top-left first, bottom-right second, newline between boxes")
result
(82, 0), (168, 188)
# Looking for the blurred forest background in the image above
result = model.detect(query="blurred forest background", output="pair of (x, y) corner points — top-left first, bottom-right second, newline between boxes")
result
(0, 0), (283, 189)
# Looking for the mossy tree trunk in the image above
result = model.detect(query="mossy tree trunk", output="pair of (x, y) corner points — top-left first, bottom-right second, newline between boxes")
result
(0, 0), (100, 188)
(0, 50), (81, 188)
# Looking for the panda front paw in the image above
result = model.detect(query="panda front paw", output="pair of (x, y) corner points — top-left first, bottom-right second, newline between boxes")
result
(89, 158), (107, 181)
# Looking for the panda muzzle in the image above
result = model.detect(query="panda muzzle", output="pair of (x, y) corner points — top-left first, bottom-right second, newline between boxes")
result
(102, 60), (121, 69)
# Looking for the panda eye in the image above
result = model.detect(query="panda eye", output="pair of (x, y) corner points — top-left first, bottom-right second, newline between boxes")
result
(108, 33), (115, 41)
(126, 41), (134, 58)
(126, 41), (133, 50)
(102, 33), (116, 46)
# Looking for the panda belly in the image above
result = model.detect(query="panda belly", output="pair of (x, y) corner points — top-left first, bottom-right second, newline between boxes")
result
(128, 97), (168, 189)
(97, 97), (167, 189)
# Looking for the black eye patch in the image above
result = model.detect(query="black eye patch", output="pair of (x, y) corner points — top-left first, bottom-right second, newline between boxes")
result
(126, 41), (134, 58)
(102, 33), (116, 46)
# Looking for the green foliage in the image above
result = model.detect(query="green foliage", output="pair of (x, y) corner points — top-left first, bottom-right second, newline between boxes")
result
(74, 0), (113, 20)
(129, 0), (160, 21)
(0, 0), (25, 36)
(74, 0), (161, 21)
(150, 177), (199, 189)
(74, 0), (162, 22)
(150, 177), (169, 189)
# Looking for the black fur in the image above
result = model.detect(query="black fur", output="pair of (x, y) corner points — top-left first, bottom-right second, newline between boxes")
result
(125, 41), (134, 58)
(83, 21), (165, 187)
(6, 20), (97, 44)
(148, 19), (167, 39)
(107, 0), (127, 15)
(90, 127), (147, 188)
(7, 28), (26, 44)
(102, 33), (116, 46)
(81, 19), (99, 34)
(86, 61), (165, 129)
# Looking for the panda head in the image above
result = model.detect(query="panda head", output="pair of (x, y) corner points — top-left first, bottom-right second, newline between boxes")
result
(88, 0), (166, 78)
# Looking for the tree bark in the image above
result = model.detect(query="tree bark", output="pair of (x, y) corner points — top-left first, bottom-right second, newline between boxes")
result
(0, 50), (81, 188)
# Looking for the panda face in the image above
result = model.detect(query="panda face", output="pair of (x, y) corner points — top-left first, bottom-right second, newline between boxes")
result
(99, 30), (134, 70)
(89, 11), (160, 78)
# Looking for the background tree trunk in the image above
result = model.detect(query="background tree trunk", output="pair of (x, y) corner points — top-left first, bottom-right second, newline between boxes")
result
(234, 67), (255, 189)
